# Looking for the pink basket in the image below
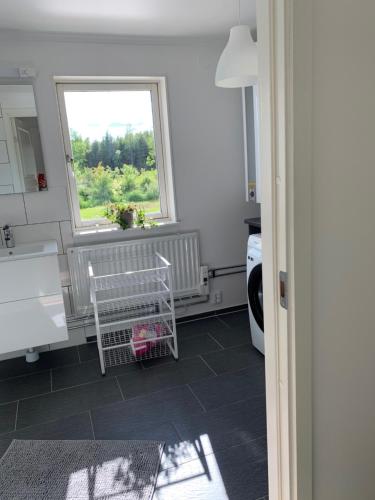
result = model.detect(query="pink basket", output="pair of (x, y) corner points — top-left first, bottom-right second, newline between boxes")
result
(130, 323), (166, 357)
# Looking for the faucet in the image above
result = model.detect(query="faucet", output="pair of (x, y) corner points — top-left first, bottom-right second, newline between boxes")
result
(2, 224), (15, 248)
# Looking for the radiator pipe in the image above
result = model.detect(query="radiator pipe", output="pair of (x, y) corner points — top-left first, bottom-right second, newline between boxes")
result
(209, 264), (246, 279)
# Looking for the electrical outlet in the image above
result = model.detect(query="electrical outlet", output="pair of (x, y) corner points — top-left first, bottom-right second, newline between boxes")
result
(200, 265), (209, 295)
(248, 182), (256, 202)
(210, 290), (222, 305)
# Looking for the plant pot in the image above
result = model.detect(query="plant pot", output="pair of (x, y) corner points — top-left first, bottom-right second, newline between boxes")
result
(120, 210), (135, 228)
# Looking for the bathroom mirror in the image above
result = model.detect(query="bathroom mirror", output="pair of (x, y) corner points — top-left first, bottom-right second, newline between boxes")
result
(0, 84), (47, 194)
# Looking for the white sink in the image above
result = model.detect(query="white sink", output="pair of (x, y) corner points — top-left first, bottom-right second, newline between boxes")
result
(0, 240), (58, 262)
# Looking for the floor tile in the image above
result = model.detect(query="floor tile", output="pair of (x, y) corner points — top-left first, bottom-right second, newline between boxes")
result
(16, 378), (122, 429)
(177, 317), (229, 339)
(0, 357), (40, 381)
(141, 355), (176, 369)
(106, 362), (144, 377)
(0, 347), (79, 381)
(0, 439), (12, 458)
(142, 333), (222, 368)
(2, 412), (93, 441)
(160, 437), (202, 471)
(219, 310), (250, 329)
(78, 342), (99, 362)
(161, 396), (266, 472)
(172, 396), (266, 460)
(0, 315), (268, 499)
(202, 344), (263, 375)
(0, 402), (17, 434)
(178, 333), (222, 359)
(0, 371), (51, 404)
(52, 358), (142, 391)
(156, 438), (268, 500)
(52, 359), (103, 390)
(40, 347), (80, 369)
(189, 366), (265, 411)
(117, 357), (214, 399)
(94, 417), (179, 448)
(210, 321), (252, 349)
(92, 386), (204, 435)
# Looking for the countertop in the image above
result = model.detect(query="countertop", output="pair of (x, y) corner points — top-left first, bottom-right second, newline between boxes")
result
(244, 217), (261, 228)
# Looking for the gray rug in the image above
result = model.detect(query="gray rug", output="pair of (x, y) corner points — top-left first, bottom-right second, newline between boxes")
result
(0, 439), (164, 500)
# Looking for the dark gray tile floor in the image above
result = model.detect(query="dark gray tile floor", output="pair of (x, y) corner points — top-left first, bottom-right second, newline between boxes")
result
(0, 309), (267, 500)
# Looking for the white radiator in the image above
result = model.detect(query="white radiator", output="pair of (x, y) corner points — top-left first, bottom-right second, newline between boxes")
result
(67, 232), (207, 315)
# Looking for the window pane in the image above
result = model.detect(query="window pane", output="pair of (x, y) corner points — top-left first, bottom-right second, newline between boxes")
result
(63, 90), (161, 222)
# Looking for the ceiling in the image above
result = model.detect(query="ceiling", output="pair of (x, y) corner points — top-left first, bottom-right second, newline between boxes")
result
(0, 0), (256, 38)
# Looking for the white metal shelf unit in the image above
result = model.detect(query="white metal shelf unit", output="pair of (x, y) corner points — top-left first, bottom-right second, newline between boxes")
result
(89, 252), (178, 374)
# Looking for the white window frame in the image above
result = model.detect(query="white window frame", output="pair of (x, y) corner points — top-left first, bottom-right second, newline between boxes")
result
(55, 77), (176, 230)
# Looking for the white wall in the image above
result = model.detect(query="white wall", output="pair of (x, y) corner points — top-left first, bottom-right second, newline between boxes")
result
(297, 1), (375, 498)
(0, 33), (259, 350)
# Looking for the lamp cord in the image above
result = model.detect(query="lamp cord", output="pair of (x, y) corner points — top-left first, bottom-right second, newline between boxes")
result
(238, 0), (241, 25)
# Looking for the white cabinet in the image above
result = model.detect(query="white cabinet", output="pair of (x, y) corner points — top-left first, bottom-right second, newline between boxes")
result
(0, 255), (61, 303)
(0, 240), (68, 354)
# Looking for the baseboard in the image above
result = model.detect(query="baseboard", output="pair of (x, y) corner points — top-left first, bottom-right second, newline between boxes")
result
(176, 303), (248, 323)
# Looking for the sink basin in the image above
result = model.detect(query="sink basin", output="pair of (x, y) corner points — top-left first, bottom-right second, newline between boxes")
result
(0, 240), (58, 262)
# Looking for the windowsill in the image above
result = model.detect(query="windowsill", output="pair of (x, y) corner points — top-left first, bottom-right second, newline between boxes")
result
(72, 220), (181, 242)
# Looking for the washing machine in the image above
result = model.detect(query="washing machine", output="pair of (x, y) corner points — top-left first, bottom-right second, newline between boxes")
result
(247, 234), (264, 354)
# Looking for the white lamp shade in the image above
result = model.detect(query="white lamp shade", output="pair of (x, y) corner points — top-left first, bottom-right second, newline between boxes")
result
(215, 25), (258, 88)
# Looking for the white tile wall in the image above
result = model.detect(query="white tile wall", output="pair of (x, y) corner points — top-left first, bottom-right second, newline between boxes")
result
(62, 286), (72, 316)
(58, 254), (70, 286)
(12, 222), (63, 253)
(84, 324), (97, 339)
(0, 185), (13, 195)
(0, 164), (13, 185)
(24, 186), (70, 224)
(0, 141), (9, 163)
(0, 119), (6, 140)
(60, 220), (74, 252)
(0, 193), (27, 225)
(50, 327), (86, 350)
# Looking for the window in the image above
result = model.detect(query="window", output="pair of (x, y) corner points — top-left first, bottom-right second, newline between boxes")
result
(56, 78), (175, 229)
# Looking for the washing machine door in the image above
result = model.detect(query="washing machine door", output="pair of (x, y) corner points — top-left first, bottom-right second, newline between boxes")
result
(248, 263), (264, 331)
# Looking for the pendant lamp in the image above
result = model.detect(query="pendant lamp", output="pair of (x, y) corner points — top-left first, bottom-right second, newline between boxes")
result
(215, 1), (257, 88)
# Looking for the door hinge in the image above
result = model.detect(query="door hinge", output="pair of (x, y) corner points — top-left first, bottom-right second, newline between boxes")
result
(279, 271), (288, 310)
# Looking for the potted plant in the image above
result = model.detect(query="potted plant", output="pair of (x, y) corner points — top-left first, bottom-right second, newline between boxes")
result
(105, 203), (137, 229)
(136, 207), (157, 229)
(105, 203), (158, 230)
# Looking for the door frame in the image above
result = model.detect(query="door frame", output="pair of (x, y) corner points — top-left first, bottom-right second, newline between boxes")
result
(257, 0), (313, 498)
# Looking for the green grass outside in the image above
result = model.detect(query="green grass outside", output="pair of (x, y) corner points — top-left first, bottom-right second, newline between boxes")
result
(80, 200), (161, 221)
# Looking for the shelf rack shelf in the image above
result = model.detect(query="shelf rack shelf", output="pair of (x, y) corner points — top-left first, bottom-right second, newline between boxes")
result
(89, 252), (178, 374)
